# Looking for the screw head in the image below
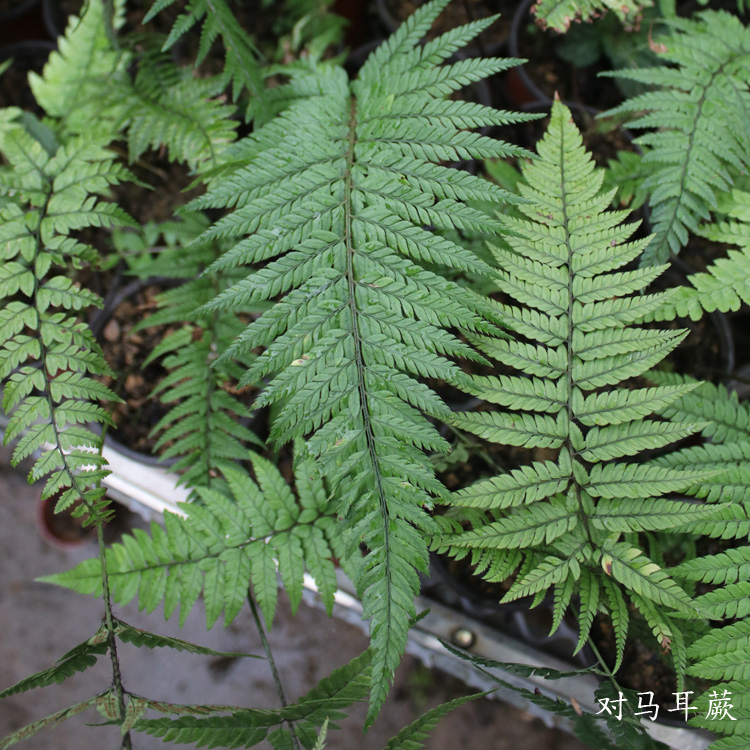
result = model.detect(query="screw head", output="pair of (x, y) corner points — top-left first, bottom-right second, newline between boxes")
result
(452, 627), (475, 649)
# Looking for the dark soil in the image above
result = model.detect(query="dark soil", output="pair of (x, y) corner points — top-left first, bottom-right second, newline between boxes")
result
(97, 282), (176, 456)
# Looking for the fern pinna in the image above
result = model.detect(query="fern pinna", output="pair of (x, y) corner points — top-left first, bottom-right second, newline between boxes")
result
(532, 0), (652, 32)
(604, 10), (750, 266)
(432, 98), (719, 683)
(45, 450), (343, 632)
(653, 187), (750, 322)
(174, 0), (529, 721)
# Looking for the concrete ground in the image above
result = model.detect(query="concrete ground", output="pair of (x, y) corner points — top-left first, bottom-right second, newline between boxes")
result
(0, 447), (589, 750)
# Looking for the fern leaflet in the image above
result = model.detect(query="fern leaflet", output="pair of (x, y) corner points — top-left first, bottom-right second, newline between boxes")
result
(533, 0), (653, 32)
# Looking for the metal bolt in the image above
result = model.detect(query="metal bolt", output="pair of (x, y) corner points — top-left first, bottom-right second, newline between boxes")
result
(452, 627), (476, 649)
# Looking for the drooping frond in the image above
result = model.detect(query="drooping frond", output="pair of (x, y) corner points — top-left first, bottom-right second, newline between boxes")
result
(604, 11), (750, 266)
(532, 0), (653, 33)
(43, 452), (343, 630)
(181, 0), (528, 722)
(433, 98), (715, 676)
(0, 112), (134, 521)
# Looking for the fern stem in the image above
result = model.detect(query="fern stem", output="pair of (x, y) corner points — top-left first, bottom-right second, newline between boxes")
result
(587, 636), (647, 733)
(559, 100), (595, 548)
(96, 520), (132, 750)
(247, 592), (301, 750)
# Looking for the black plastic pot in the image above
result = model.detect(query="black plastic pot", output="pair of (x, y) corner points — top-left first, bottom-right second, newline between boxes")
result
(90, 275), (182, 468)
(0, 0), (39, 22)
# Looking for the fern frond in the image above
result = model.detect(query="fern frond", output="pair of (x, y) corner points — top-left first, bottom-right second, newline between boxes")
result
(0, 113), (133, 522)
(688, 621), (750, 682)
(29, 0), (130, 135)
(130, 214), (263, 488)
(0, 694), (106, 750)
(648, 371), (750, 513)
(380, 693), (485, 750)
(42, 452), (343, 629)
(179, 0), (528, 723)
(435, 98), (707, 668)
(123, 48), (237, 170)
(135, 651), (371, 745)
(604, 11), (750, 265)
(0, 625), (109, 698)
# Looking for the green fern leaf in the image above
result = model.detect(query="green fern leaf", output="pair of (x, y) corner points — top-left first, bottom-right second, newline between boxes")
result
(0, 626), (109, 698)
(136, 651), (371, 744)
(0, 694), (105, 750)
(29, 0), (130, 133)
(41, 453), (342, 630)
(604, 11), (750, 265)
(0, 111), (133, 523)
(381, 693), (485, 750)
(144, 0), (264, 120)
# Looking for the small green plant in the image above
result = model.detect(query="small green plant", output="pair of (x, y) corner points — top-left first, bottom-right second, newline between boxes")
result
(3, 1), (750, 749)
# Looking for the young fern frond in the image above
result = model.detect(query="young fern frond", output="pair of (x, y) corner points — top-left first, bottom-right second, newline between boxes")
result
(0, 112), (134, 521)
(29, 0), (131, 136)
(44, 451), (344, 630)
(604, 11), (750, 266)
(532, 0), (653, 33)
(130, 214), (262, 490)
(433, 99), (716, 677)
(184, 0), (528, 721)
